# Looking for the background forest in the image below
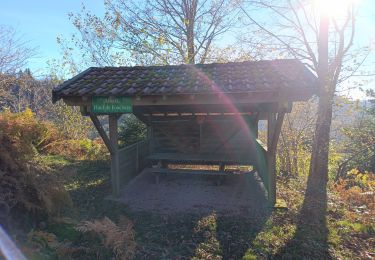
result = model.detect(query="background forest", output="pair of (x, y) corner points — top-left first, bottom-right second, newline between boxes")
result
(0, 0), (374, 259)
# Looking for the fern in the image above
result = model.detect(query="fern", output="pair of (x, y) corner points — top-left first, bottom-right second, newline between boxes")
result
(76, 216), (136, 259)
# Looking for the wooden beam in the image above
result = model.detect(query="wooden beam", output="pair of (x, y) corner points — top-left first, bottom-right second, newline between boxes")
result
(267, 112), (277, 205)
(132, 89), (313, 106)
(253, 112), (260, 138)
(265, 112), (286, 206)
(89, 113), (114, 154)
(269, 112), (286, 156)
(267, 113), (276, 151)
(61, 88), (313, 107)
(109, 114), (120, 197)
(132, 103), (280, 115)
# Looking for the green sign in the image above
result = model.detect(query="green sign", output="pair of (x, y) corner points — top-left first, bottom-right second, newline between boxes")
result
(91, 97), (132, 114)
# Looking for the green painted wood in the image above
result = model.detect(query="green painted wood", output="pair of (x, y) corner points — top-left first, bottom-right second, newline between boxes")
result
(92, 97), (132, 114)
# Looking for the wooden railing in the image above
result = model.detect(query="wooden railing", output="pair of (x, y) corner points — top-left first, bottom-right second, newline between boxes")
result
(118, 140), (150, 187)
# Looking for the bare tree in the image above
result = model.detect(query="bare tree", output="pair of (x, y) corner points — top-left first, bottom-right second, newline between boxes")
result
(65, 0), (237, 66)
(239, 0), (372, 182)
(0, 25), (36, 74)
(0, 25), (36, 110)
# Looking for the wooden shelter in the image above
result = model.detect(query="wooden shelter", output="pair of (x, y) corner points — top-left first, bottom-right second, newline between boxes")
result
(52, 59), (317, 205)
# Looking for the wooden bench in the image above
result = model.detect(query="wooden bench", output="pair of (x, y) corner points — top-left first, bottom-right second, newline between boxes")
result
(150, 167), (228, 185)
(147, 152), (253, 165)
(147, 152), (254, 184)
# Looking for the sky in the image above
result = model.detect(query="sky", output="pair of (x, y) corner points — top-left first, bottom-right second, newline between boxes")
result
(0, 0), (374, 99)
(0, 0), (105, 75)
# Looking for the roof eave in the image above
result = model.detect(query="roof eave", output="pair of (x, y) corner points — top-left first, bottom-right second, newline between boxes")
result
(52, 67), (95, 103)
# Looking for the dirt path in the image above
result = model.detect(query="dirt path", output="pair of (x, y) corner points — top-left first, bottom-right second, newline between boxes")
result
(118, 169), (271, 216)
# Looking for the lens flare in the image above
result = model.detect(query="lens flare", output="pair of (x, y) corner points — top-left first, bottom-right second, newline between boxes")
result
(313, 0), (360, 17)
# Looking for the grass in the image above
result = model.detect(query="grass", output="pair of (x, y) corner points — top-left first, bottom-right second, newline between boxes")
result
(18, 155), (375, 259)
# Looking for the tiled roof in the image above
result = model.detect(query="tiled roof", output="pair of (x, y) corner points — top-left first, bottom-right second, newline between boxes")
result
(52, 59), (317, 102)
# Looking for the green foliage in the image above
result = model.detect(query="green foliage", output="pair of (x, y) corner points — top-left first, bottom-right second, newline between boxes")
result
(45, 138), (108, 161)
(277, 101), (316, 177)
(336, 97), (375, 180)
(118, 115), (147, 147)
(0, 109), (58, 169)
(51, 101), (93, 140)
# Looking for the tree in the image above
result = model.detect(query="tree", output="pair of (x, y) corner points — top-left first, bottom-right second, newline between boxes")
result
(63, 0), (237, 67)
(278, 101), (316, 177)
(0, 25), (36, 108)
(118, 115), (147, 147)
(336, 94), (375, 180)
(239, 0), (372, 184)
(239, 2), (372, 257)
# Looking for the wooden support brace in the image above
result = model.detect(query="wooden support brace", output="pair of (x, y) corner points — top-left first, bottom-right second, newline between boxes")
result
(89, 113), (114, 154)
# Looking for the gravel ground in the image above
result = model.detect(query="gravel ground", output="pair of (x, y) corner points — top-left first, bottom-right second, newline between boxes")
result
(118, 169), (271, 215)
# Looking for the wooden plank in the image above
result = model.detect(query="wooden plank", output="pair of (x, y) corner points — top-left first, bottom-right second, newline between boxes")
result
(109, 114), (120, 197)
(89, 113), (114, 154)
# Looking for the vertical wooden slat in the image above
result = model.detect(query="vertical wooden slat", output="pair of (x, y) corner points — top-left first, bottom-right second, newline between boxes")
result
(109, 114), (120, 197)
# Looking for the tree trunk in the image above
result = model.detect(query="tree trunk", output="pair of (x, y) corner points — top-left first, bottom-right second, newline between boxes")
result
(309, 14), (332, 186)
(309, 92), (333, 184)
(187, 28), (195, 64)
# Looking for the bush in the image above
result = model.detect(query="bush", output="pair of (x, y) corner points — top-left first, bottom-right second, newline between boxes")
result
(45, 138), (108, 160)
(0, 109), (58, 171)
(119, 115), (147, 147)
(0, 109), (71, 227)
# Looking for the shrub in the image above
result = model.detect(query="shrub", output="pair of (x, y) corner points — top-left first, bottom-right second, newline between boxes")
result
(118, 115), (147, 147)
(45, 138), (108, 160)
(0, 109), (71, 227)
(0, 109), (58, 171)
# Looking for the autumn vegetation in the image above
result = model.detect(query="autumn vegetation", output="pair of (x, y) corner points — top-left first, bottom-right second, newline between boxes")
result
(0, 0), (374, 259)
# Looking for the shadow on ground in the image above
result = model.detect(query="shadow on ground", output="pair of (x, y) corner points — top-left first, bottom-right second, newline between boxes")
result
(274, 173), (330, 259)
(57, 160), (275, 258)
(118, 170), (272, 258)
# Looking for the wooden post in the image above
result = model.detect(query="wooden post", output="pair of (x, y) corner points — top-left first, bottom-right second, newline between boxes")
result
(109, 114), (120, 197)
(136, 142), (139, 173)
(253, 113), (259, 138)
(254, 119), (259, 138)
(148, 126), (154, 153)
(267, 112), (277, 205)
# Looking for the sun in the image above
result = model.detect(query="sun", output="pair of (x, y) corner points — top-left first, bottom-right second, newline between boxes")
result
(313, 0), (359, 17)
